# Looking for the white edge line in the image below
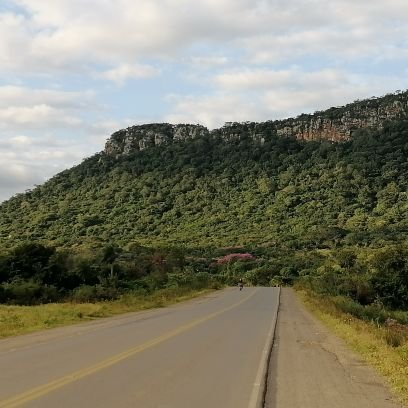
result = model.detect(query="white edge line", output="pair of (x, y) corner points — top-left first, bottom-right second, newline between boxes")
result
(248, 286), (281, 408)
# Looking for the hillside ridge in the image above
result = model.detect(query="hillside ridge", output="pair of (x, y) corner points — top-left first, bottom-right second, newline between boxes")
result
(0, 89), (407, 254)
(105, 90), (408, 157)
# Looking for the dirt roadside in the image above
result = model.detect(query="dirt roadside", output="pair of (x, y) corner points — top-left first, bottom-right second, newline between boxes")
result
(264, 288), (405, 408)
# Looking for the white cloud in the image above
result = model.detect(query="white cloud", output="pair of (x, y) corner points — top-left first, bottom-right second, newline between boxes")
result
(259, 70), (405, 118)
(240, 0), (408, 64)
(10, 135), (32, 146)
(0, 161), (42, 201)
(0, 86), (99, 131)
(3, 0), (254, 74)
(0, 162), (37, 185)
(0, 132), (96, 202)
(97, 63), (160, 85)
(0, 13), (31, 71)
(0, 105), (83, 130)
(0, 86), (95, 109)
(190, 56), (229, 68)
(214, 69), (294, 90)
(0, 0), (407, 202)
(0, 84), (113, 202)
(165, 93), (268, 129)
(0, 0), (406, 77)
(166, 68), (406, 128)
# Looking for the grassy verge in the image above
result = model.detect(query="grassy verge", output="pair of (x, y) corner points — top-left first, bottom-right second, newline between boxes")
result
(0, 286), (219, 339)
(296, 289), (408, 405)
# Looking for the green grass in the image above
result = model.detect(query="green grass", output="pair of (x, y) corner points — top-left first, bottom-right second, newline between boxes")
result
(296, 289), (408, 405)
(0, 286), (218, 339)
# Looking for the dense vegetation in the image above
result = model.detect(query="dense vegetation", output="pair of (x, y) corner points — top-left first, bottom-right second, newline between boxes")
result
(0, 115), (407, 311)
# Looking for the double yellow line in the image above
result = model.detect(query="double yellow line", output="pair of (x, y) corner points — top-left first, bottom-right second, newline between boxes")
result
(0, 289), (257, 407)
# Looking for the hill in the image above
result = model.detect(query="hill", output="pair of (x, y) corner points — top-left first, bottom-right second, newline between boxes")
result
(1, 91), (407, 249)
(0, 91), (407, 307)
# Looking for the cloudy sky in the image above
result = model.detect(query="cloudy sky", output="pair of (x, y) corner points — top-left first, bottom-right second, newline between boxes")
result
(0, 0), (407, 202)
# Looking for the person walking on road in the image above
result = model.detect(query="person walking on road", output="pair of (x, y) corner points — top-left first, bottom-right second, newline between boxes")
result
(238, 278), (244, 291)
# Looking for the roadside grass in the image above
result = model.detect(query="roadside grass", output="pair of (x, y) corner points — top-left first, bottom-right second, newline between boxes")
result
(0, 286), (218, 339)
(296, 289), (408, 405)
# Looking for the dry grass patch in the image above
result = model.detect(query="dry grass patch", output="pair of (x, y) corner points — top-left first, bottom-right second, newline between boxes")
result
(0, 287), (215, 338)
(296, 289), (408, 405)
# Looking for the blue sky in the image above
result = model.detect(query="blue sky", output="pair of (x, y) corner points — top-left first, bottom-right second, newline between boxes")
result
(0, 0), (407, 202)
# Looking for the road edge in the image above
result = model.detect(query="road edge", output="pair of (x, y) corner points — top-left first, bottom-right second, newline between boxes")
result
(248, 286), (281, 408)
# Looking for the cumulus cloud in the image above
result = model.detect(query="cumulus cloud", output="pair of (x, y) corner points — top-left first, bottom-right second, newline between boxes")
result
(190, 56), (229, 68)
(1, 0), (402, 74)
(0, 163), (40, 202)
(1, 0), (268, 75)
(97, 63), (160, 85)
(0, 0), (407, 201)
(0, 86), (97, 131)
(240, 0), (408, 64)
(214, 68), (351, 93)
(0, 85), (111, 202)
(165, 93), (268, 129)
(0, 134), (84, 201)
(167, 68), (405, 128)
(0, 105), (84, 130)
(0, 86), (95, 109)
(0, 0), (404, 87)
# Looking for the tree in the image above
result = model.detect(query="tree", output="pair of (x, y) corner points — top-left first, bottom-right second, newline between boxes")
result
(369, 246), (408, 309)
(102, 245), (122, 280)
(6, 243), (55, 282)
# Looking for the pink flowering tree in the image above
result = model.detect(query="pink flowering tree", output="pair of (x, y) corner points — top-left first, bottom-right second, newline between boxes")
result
(216, 253), (255, 264)
(214, 253), (257, 285)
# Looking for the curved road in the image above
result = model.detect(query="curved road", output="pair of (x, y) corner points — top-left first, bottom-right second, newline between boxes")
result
(0, 287), (279, 408)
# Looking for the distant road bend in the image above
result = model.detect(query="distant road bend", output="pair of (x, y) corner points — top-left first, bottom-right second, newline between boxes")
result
(0, 287), (280, 408)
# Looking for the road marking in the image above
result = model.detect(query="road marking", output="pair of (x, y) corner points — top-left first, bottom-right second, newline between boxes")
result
(248, 287), (281, 408)
(0, 289), (257, 408)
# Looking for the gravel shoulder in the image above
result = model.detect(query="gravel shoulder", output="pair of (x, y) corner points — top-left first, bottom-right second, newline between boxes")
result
(265, 288), (405, 408)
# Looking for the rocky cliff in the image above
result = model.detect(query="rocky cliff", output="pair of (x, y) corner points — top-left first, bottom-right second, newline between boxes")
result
(104, 91), (408, 157)
(105, 124), (209, 157)
(275, 91), (408, 141)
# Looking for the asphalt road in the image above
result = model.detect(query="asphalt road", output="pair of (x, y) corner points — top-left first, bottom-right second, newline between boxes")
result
(0, 287), (279, 408)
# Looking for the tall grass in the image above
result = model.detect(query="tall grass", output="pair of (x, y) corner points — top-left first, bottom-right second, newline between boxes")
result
(0, 286), (219, 339)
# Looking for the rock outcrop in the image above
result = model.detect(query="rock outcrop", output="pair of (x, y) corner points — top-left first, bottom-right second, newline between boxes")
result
(105, 124), (209, 157)
(104, 91), (408, 157)
(275, 92), (408, 141)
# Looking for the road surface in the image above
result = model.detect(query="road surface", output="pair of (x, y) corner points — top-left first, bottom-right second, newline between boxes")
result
(0, 287), (279, 408)
(265, 288), (404, 408)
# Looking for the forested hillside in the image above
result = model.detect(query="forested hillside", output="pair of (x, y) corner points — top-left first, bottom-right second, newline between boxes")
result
(0, 95), (407, 310)
(1, 121), (407, 249)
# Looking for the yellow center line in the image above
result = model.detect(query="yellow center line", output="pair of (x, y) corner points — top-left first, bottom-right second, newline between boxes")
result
(0, 289), (258, 408)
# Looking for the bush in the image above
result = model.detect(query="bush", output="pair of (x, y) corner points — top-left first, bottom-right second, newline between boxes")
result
(0, 285), (6, 303)
(383, 329), (406, 348)
(39, 285), (59, 303)
(71, 285), (97, 303)
(243, 266), (276, 286)
(369, 246), (408, 309)
(71, 285), (120, 303)
(4, 280), (43, 305)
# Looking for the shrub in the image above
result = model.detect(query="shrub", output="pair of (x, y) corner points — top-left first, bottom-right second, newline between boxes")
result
(4, 280), (43, 305)
(71, 285), (97, 303)
(383, 329), (406, 348)
(0, 285), (6, 303)
(71, 285), (120, 303)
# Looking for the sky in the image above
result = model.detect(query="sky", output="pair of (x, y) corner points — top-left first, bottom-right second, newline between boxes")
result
(0, 0), (407, 202)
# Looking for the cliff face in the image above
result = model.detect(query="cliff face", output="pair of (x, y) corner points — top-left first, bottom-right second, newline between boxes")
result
(275, 92), (408, 141)
(105, 124), (209, 157)
(104, 91), (408, 156)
